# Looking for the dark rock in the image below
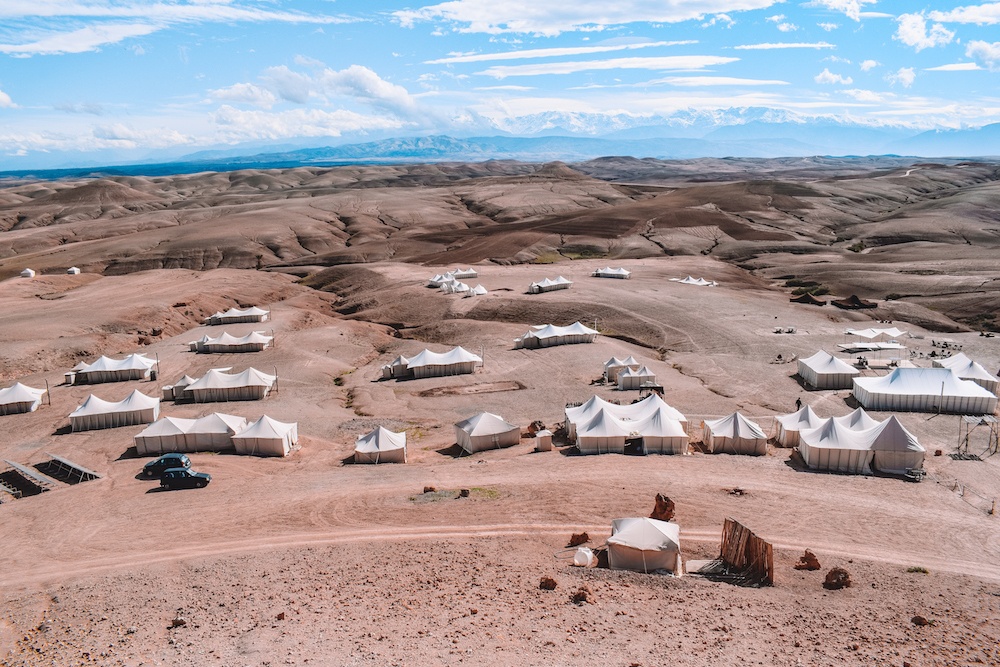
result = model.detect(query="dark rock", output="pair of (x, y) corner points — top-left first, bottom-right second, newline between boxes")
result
(539, 577), (558, 591)
(794, 549), (822, 571)
(567, 532), (590, 547)
(823, 567), (852, 590)
(649, 493), (675, 521)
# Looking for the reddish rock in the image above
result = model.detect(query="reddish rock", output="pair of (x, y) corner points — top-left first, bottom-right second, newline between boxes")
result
(539, 577), (558, 590)
(567, 532), (589, 547)
(794, 549), (822, 571)
(649, 493), (676, 521)
(823, 567), (852, 590)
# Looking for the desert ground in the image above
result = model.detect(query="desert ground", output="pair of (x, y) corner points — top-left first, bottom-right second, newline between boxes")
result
(1, 158), (999, 666)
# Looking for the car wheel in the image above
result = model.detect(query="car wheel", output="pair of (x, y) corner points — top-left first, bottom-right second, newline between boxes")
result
(198, 480), (206, 488)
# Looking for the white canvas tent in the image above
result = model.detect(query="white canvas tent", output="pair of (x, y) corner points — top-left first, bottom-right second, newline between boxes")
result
(834, 407), (882, 431)
(67, 266), (81, 275)
(846, 327), (907, 341)
(670, 276), (716, 286)
(702, 412), (767, 455)
(606, 518), (682, 574)
(205, 306), (269, 325)
(867, 416), (925, 475)
(604, 356), (640, 382)
(428, 272), (455, 287)
(0, 382), (47, 416)
(451, 268), (478, 279)
(592, 267), (631, 279)
(565, 393), (687, 442)
(798, 418), (873, 474)
(465, 284), (488, 297)
(618, 365), (656, 390)
(575, 408), (630, 454)
(528, 276), (573, 294)
(181, 367), (276, 402)
(631, 407), (689, 455)
(774, 405), (825, 447)
(20, 268), (35, 278)
(69, 390), (160, 431)
(934, 354), (999, 394)
(853, 367), (998, 414)
(189, 331), (272, 353)
(133, 413), (248, 455)
(798, 351), (860, 389)
(71, 353), (156, 384)
(231, 415), (297, 457)
(381, 355), (410, 380)
(514, 322), (598, 349)
(454, 412), (520, 454)
(382, 347), (481, 379)
(354, 426), (407, 464)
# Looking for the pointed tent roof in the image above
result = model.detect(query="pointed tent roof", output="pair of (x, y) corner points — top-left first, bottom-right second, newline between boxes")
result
(192, 412), (247, 434)
(594, 267), (631, 277)
(775, 405), (824, 431)
(470, 284), (488, 295)
(629, 407), (687, 438)
(70, 389), (159, 417)
(937, 355), (995, 384)
(135, 416), (196, 439)
(355, 426), (407, 454)
(198, 331), (273, 347)
(831, 294), (877, 309)
(604, 356), (626, 369)
(406, 346), (482, 369)
(790, 292), (826, 305)
(186, 368), (276, 391)
(799, 418), (869, 450)
(703, 412), (766, 440)
(854, 367), (996, 398)
(522, 322), (598, 341)
(847, 327), (907, 339)
(578, 408), (631, 438)
(607, 517), (680, 552)
(77, 353), (156, 373)
(0, 382), (47, 405)
(218, 306), (269, 319)
(800, 350), (860, 375)
(233, 415), (296, 440)
(834, 407), (883, 431)
(454, 412), (517, 437)
(865, 416), (925, 453)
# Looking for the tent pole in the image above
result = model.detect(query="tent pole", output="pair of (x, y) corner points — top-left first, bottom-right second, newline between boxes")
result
(45, 379), (51, 406)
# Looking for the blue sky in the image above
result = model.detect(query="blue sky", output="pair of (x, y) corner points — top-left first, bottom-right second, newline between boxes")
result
(1, 1), (999, 167)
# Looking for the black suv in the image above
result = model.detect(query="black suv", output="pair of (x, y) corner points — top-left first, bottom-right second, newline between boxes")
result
(159, 468), (211, 490)
(142, 453), (191, 478)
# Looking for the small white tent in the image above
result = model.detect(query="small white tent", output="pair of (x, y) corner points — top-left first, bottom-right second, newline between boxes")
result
(69, 390), (160, 431)
(514, 322), (598, 349)
(454, 412), (520, 454)
(528, 276), (573, 294)
(606, 518), (682, 574)
(592, 267), (631, 279)
(604, 355), (640, 382)
(774, 405), (825, 447)
(66, 266), (81, 275)
(934, 354), (999, 394)
(798, 418), (873, 474)
(618, 365), (656, 390)
(385, 347), (482, 379)
(632, 407), (689, 455)
(182, 368), (276, 402)
(853, 367), (998, 414)
(354, 426), (407, 464)
(71, 353), (156, 384)
(20, 268), (35, 278)
(798, 351), (860, 390)
(465, 284), (488, 297)
(575, 408), (630, 455)
(0, 382), (47, 416)
(670, 276), (716, 286)
(702, 413), (767, 455)
(232, 415), (297, 457)
(205, 306), (269, 325)
(867, 416), (925, 475)
(134, 413), (248, 455)
(189, 331), (272, 353)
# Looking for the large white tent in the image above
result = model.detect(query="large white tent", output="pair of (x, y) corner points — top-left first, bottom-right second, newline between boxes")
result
(868, 416), (925, 475)
(232, 415), (297, 457)
(604, 355), (640, 382)
(834, 407), (882, 431)
(528, 276), (573, 294)
(853, 367), (998, 414)
(774, 405), (825, 447)
(934, 353), (999, 394)
(575, 408), (630, 455)
(846, 327), (907, 341)
(181, 368), (276, 403)
(189, 331), (272, 353)
(451, 268), (478, 279)
(454, 412), (520, 454)
(618, 366), (656, 390)
(670, 276), (716, 286)
(381, 346), (482, 380)
(205, 306), (269, 325)
(0, 382), (47, 416)
(465, 284), (488, 297)
(631, 407), (689, 455)
(702, 413), (767, 455)
(798, 418), (873, 474)
(69, 390), (160, 431)
(565, 394), (687, 442)
(592, 267), (631, 279)
(514, 322), (598, 349)
(134, 413), (248, 455)
(355, 426), (407, 464)
(798, 351), (860, 390)
(70, 353), (156, 384)
(606, 517), (682, 574)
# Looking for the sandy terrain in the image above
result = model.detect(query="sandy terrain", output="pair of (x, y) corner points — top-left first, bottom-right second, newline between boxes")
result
(1, 159), (999, 666)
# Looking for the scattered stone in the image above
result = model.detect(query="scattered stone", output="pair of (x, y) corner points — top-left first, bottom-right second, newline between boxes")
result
(170, 616), (187, 628)
(423, 486), (436, 494)
(539, 577), (558, 591)
(823, 567), (852, 590)
(470, 609), (478, 615)
(571, 586), (593, 605)
(276, 612), (285, 621)
(911, 615), (930, 626)
(794, 549), (822, 571)
(649, 493), (675, 521)
(36, 621), (51, 633)
(527, 420), (546, 436)
(934, 449), (943, 457)
(567, 532), (590, 547)
(728, 487), (747, 496)
(458, 489), (470, 498)
(126, 626), (137, 635)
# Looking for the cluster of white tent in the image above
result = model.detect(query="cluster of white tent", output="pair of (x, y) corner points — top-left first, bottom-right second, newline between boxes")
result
(428, 268), (478, 287)
(604, 356), (640, 382)
(592, 267), (631, 279)
(0, 382), (47, 415)
(135, 413), (297, 457)
(618, 366), (657, 391)
(514, 322), (598, 349)
(381, 347), (482, 380)
(846, 327), (907, 341)
(163, 367), (277, 403)
(454, 412), (520, 454)
(438, 281), (488, 296)
(933, 353), (999, 394)
(67, 354), (157, 385)
(565, 394), (689, 455)
(69, 390), (160, 431)
(528, 276), (572, 294)
(798, 351), (861, 390)
(775, 405), (925, 476)
(670, 276), (717, 287)
(853, 367), (998, 414)
(701, 413), (768, 455)
(354, 426), (407, 463)
(204, 306), (269, 325)
(188, 331), (272, 353)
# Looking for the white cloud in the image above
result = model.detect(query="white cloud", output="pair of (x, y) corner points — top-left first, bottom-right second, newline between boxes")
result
(394, 1), (782, 36)
(319, 65), (418, 115)
(425, 40), (694, 64)
(841, 88), (882, 102)
(211, 106), (407, 142)
(966, 40), (1000, 70)
(930, 4), (1000, 25)
(777, 22), (798, 32)
(474, 85), (536, 91)
(886, 67), (916, 87)
(702, 13), (735, 28)
(477, 55), (739, 78)
(208, 83), (278, 109)
(925, 62), (983, 71)
(765, 14), (785, 22)
(654, 76), (788, 86)
(0, 23), (157, 56)
(804, 0), (878, 22)
(734, 42), (835, 50)
(825, 55), (851, 63)
(261, 66), (314, 104)
(90, 123), (193, 150)
(815, 68), (853, 84)
(0, 89), (13, 107)
(818, 22), (839, 31)
(859, 59), (879, 71)
(894, 13), (955, 51)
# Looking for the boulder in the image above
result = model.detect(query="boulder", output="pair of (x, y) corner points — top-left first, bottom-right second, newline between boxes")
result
(794, 549), (822, 571)
(649, 493), (675, 522)
(823, 567), (852, 590)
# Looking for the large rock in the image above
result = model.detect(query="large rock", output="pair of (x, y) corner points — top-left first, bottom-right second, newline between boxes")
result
(823, 567), (852, 590)
(794, 549), (821, 571)
(649, 493), (675, 522)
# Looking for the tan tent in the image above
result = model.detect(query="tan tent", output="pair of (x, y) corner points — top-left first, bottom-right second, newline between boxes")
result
(618, 365), (656, 390)
(354, 426), (407, 464)
(868, 416), (925, 475)
(774, 405), (824, 447)
(232, 415), (297, 457)
(205, 306), (269, 325)
(798, 351), (860, 390)
(133, 413), (248, 455)
(71, 353), (156, 384)
(606, 518), (682, 574)
(798, 418), (873, 474)
(181, 368), (276, 402)
(0, 382), (47, 416)
(189, 331), (272, 353)
(702, 413), (767, 455)
(69, 390), (160, 431)
(454, 412), (520, 454)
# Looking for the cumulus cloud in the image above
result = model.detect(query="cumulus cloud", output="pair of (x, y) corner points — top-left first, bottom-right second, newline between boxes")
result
(815, 68), (853, 84)
(859, 59), (879, 71)
(208, 83), (278, 109)
(91, 123), (192, 149)
(966, 40), (1000, 70)
(701, 13), (735, 28)
(477, 55), (739, 78)
(394, 0), (781, 36)
(0, 89), (13, 107)
(886, 67), (915, 87)
(319, 65), (418, 115)
(211, 106), (406, 142)
(894, 13), (954, 51)
(261, 66), (316, 104)
(930, 4), (1000, 25)
(804, 0), (878, 22)
(818, 22), (839, 31)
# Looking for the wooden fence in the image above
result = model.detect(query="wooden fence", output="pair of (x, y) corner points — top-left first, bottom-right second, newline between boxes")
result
(719, 518), (774, 586)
